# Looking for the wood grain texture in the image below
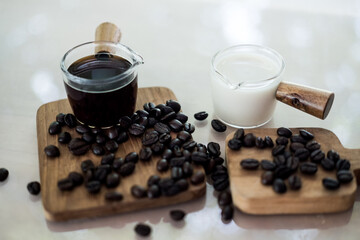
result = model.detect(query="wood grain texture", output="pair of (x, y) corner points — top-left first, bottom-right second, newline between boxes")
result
(226, 128), (360, 215)
(95, 22), (122, 53)
(36, 87), (206, 221)
(276, 82), (335, 119)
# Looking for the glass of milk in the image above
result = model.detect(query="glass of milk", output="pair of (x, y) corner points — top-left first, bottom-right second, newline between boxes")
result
(210, 44), (285, 128)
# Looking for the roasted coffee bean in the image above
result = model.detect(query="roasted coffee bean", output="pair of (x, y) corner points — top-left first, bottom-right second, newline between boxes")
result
(58, 132), (71, 144)
(171, 167), (184, 180)
(112, 157), (125, 171)
(64, 113), (77, 128)
(299, 129), (314, 140)
(128, 123), (145, 136)
(294, 148), (310, 161)
(158, 177), (175, 192)
(233, 128), (245, 140)
(119, 162), (135, 176)
(208, 142), (221, 157)
(168, 138), (182, 150)
(290, 142), (304, 152)
(213, 178), (229, 191)
(286, 157), (299, 172)
(154, 122), (171, 134)
(321, 158), (335, 171)
(0, 168), (9, 181)
(240, 158), (259, 170)
(56, 113), (66, 126)
(183, 140), (197, 151)
(310, 149), (325, 163)
(211, 170), (228, 183)
(221, 205), (234, 221)
(166, 100), (181, 113)
(204, 158), (217, 175)
(272, 145), (285, 156)
(327, 149), (340, 162)
(277, 127), (292, 138)
(272, 178), (287, 194)
(44, 145), (60, 157)
(173, 146), (182, 157)
(284, 151), (292, 159)
(276, 136), (289, 146)
(260, 160), (277, 171)
(147, 184), (161, 198)
(197, 146), (207, 154)
(305, 140), (321, 151)
(68, 138), (89, 155)
(322, 178), (340, 190)
(105, 140), (118, 152)
(75, 125), (90, 134)
(211, 119), (227, 132)
(105, 127), (118, 140)
(191, 151), (209, 165)
(147, 175), (161, 187)
(143, 102), (155, 112)
(261, 171), (275, 185)
(182, 161), (193, 177)
(105, 191), (123, 201)
(27, 181), (41, 195)
(175, 178), (189, 191)
(151, 142), (165, 155)
(228, 138), (241, 150)
(300, 162), (318, 175)
(82, 132), (95, 143)
(158, 133), (171, 145)
(119, 116), (132, 129)
(137, 109), (149, 118)
(101, 153), (115, 165)
(139, 147), (152, 162)
(98, 164), (112, 174)
(243, 133), (256, 147)
(290, 134), (307, 144)
(168, 119), (183, 132)
(106, 173), (120, 188)
(175, 113), (188, 123)
(147, 117), (158, 127)
(48, 121), (61, 135)
(94, 167), (107, 183)
(84, 170), (94, 183)
(170, 157), (186, 167)
(91, 127), (102, 135)
(183, 150), (192, 162)
(336, 159), (351, 171)
(264, 136), (274, 148)
(194, 111), (208, 121)
(218, 191), (232, 207)
(161, 149), (173, 160)
(86, 180), (101, 194)
(177, 131), (191, 142)
(160, 111), (176, 122)
(138, 116), (150, 127)
(157, 159), (169, 172)
(184, 122), (195, 133)
(255, 137), (266, 149)
(134, 223), (151, 237)
(170, 210), (186, 221)
(81, 159), (95, 173)
(130, 112), (140, 123)
(158, 105), (174, 116)
(288, 175), (302, 190)
(274, 165), (293, 179)
(92, 144), (105, 156)
(274, 155), (286, 166)
(131, 185), (147, 198)
(57, 178), (74, 191)
(191, 171), (205, 185)
(95, 134), (106, 145)
(68, 171), (83, 186)
(337, 170), (353, 183)
(149, 107), (162, 119)
(125, 152), (139, 163)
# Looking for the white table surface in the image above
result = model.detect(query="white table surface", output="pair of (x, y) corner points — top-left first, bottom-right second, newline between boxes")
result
(1, 0), (360, 239)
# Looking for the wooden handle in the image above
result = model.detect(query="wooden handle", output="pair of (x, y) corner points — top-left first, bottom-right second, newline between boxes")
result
(95, 22), (121, 53)
(276, 82), (335, 120)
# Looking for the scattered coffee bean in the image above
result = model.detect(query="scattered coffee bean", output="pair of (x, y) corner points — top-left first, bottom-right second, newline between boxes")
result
(182, 162), (193, 177)
(294, 148), (310, 161)
(336, 159), (351, 171)
(273, 178), (287, 194)
(58, 132), (71, 144)
(161, 111), (176, 122)
(128, 123), (145, 136)
(119, 116), (132, 129)
(264, 136), (274, 148)
(75, 125), (90, 134)
(116, 131), (129, 143)
(290, 134), (307, 144)
(143, 102), (155, 112)
(290, 142), (304, 152)
(240, 158), (259, 170)
(168, 119), (183, 132)
(112, 158), (125, 171)
(57, 178), (74, 191)
(213, 177), (229, 191)
(147, 175), (161, 187)
(170, 209), (186, 221)
(105, 191), (123, 201)
(81, 159), (95, 173)
(277, 127), (292, 138)
(177, 131), (191, 142)
(134, 223), (151, 237)
(191, 151), (209, 165)
(286, 156), (299, 172)
(106, 127), (118, 140)
(137, 109), (150, 118)
(139, 147), (152, 162)
(131, 185), (147, 198)
(91, 144), (105, 156)
(337, 170), (353, 183)
(101, 153), (115, 165)
(255, 137), (266, 148)
(243, 133), (256, 147)
(170, 157), (186, 167)
(274, 165), (293, 179)
(305, 140), (321, 152)
(27, 181), (41, 195)
(218, 191), (232, 207)
(288, 175), (302, 190)
(44, 145), (60, 157)
(327, 150), (340, 162)
(191, 171), (205, 185)
(154, 122), (171, 134)
(310, 149), (325, 163)
(147, 184), (161, 198)
(48, 121), (61, 135)
(86, 180), (101, 194)
(82, 132), (95, 143)
(260, 160), (277, 171)
(0, 168), (9, 181)
(274, 155), (286, 166)
(104, 140), (118, 152)
(119, 162), (135, 176)
(300, 162), (318, 175)
(91, 127), (102, 135)
(322, 178), (340, 190)
(184, 122), (195, 133)
(276, 136), (289, 146)
(141, 130), (159, 146)
(233, 128), (245, 140)
(299, 129), (314, 140)
(68, 138), (89, 155)
(125, 152), (139, 163)
(175, 178), (189, 191)
(321, 158), (335, 171)
(151, 142), (165, 155)
(68, 171), (83, 186)
(64, 113), (77, 128)
(194, 111), (208, 121)
(56, 113), (66, 126)
(221, 205), (234, 221)
(208, 142), (221, 157)
(106, 173), (120, 188)
(171, 167), (184, 180)
(211, 119), (227, 132)
(272, 145), (285, 156)
(95, 134), (107, 145)
(228, 138), (241, 150)
(175, 113), (188, 123)
(94, 168), (107, 183)
(261, 171), (275, 185)
(157, 159), (169, 172)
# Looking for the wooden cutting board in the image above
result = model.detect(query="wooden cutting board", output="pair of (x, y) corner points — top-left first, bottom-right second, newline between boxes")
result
(225, 128), (360, 215)
(36, 87), (206, 221)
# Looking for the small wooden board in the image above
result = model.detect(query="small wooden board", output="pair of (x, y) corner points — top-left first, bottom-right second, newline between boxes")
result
(226, 128), (360, 215)
(36, 87), (206, 221)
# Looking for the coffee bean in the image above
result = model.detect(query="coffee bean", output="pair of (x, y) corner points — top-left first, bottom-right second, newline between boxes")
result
(228, 138), (241, 150)
(92, 144), (105, 156)
(84, 170), (94, 184)
(300, 162), (318, 175)
(290, 142), (304, 152)
(183, 150), (192, 162)
(260, 160), (277, 171)
(274, 165), (293, 179)
(261, 171), (275, 185)
(154, 122), (171, 134)
(240, 158), (259, 170)
(337, 170), (353, 183)
(168, 138), (182, 150)
(86, 180), (101, 194)
(58, 132), (71, 144)
(100, 153), (114, 165)
(321, 158), (335, 171)
(118, 116), (131, 129)
(104, 140), (118, 152)
(276, 136), (289, 146)
(57, 178), (74, 191)
(322, 178), (340, 190)
(194, 111), (208, 120)
(159, 177), (175, 193)
(64, 113), (77, 128)
(44, 145), (60, 157)
(68, 138), (89, 155)
(211, 119), (227, 132)
(182, 162), (193, 177)
(94, 167), (107, 183)
(273, 178), (287, 194)
(75, 125), (90, 134)
(112, 157), (125, 171)
(27, 181), (41, 195)
(56, 113), (66, 126)
(214, 178), (229, 191)
(264, 136), (274, 148)
(305, 141), (321, 151)
(233, 128), (245, 140)
(243, 133), (256, 147)
(191, 151), (209, 165)
(48, 121), (61, 135)
(294, 148), (310, 161)
(171, 167), (184, 180)
(82, 132), (95, 143)
(290, 134), (307, 144)
(299, 129), (314, 140)
(160, 111), (176, 122)
(125, 152), (139, 163)
(148, 108), (161, 119)
(119, 162), (135, 176)
(157, 159), (169, 172)
(161, 149), (173, 160)
(182, 140), (197, 151)
(104, 127), (118, 140)
(221, 205), (234, 221)
(95, 134), (106, 145)
(168, 119), (183, 132)
(158, 104), (173, 116)
(218, 190), (232, 207)
(184, 122), (195, 133)
(128, 123), (145, 136)
(274, 155), (286, 166)
(134, 223), (151, 237)
(191, 171), (205, 185)
(143, 102), (155, 112)
(170, 210), (186, 221)
(131, 112), (140, 123)
(106, 173), (120, 188)
(147, 184), (161, 198)
(105, 191), (123, 201)
(170, 157), (186, 167)
(277, 127), (292, 137)
(115, 131), (129, 143)
(175, 113), (188, 123)
(288, 175), (302, 190)
(0, 168), (9, 181)
(81, 159), (95, 173)
(327, 150), (340, 162)
(336, 159), (351, 171)
(131, 185), (147, 198)
(286, 157), (299, 172)
(147, 175), (161, 187)
(139, 147), (152, 162)
(138, 117), (149, 127)
(255, 137), (266, 149)
(91, 127), (102, 135)
(272, 145), (285, 156)
(175, 178), (189, 191)
(197, 146), (207, 154)
(137, 109), (149, 118)
(310, 149), (325, 163)
(151, 142), (165, 155)
(177, 131), (191, 142)
(208, 142), (221, 157)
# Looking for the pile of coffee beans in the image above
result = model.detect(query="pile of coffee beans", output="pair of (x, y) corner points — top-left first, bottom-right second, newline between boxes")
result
(233, 127), (353, 193)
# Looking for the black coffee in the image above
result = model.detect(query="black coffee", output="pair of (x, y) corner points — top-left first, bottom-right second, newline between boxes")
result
(66, 54), (138, 127)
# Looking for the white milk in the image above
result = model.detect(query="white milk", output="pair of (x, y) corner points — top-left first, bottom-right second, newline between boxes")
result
(210, 46), (284, 128)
